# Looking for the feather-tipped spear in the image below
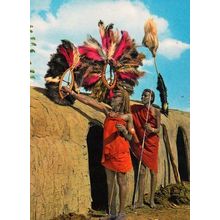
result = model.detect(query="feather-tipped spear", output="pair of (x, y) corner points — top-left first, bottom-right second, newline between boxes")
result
(142, 18), (158, 57)
(143, 18), (169, 116)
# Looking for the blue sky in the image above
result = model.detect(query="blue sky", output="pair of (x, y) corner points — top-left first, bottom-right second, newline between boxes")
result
(30, 0), (190, 111)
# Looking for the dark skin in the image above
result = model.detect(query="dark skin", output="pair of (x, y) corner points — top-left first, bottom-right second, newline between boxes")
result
(135, 90), (161, 209)
(63, 87), (133, 216)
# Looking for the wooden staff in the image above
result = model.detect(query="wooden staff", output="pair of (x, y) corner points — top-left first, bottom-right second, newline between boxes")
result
(161, 124), (180, 184)
(132, 91), (152, 209)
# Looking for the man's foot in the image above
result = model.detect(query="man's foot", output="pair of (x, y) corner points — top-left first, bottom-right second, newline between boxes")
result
(115, 212), (126, 220)
(149, 201), (156, 208)
(134, 202), (145, 209)
(99, 214), (117, 220)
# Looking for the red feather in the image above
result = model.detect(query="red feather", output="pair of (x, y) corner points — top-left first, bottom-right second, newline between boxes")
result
(101, 25), (114, 53)
(107, 89), (114, 99)
(101, 33), (110, 52)
(58, 46), (73, 67)
(78, 46), (103, 61)
(82, 74), (100, 86)
(113, 31), (132, 61)
(117, 72), (138, 80)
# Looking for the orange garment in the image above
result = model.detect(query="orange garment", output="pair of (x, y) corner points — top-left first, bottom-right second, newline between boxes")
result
(131, 105), (159, 173)
(101, 114), (132, 173)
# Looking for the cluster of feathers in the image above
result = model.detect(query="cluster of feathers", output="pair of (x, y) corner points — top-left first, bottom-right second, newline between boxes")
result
(44, 20), (145, 105)
(143, 18), (169, 116)
(44, 19), (168, 116)
(142, 18), (159, 57)
(44, 40), (80, 105)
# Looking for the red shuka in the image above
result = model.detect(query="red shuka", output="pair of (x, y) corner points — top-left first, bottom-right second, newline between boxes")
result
(101, 115), (132, 173)
(131, 105), (159, 173)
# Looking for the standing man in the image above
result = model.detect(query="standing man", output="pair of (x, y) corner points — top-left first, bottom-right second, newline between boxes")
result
(131, 89), (161, 208)
(63, 87), (133, 220)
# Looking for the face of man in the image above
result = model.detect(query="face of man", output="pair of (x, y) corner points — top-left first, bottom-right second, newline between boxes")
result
(111, 92), (123, 110)
(141, 91), (152, 106)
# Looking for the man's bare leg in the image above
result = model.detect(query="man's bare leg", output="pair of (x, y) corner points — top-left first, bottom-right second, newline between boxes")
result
(117, 172), (127, 215)
(135, 164), (146, 208)
(149, 170), (157, 208)
(105, 169), (117, 216)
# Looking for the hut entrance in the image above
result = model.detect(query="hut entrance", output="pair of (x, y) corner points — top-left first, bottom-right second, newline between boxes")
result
(176, 127), (190, 182)
(87, 121), (108, 211)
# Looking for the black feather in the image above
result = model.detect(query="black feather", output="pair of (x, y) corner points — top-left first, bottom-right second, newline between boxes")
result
(106, 23), (114, 31)
(45, 53), (69, 78)
(60, 39), (74, 50)
(98, 20), (104, 26)
(156, 73), (169, 116)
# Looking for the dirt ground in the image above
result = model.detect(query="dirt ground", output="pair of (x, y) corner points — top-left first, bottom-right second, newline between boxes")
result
(89, 205), (190, 220)
(53, 205), (189, 220)
(124, 205), (189, 220)
(53, 182), (190, 220)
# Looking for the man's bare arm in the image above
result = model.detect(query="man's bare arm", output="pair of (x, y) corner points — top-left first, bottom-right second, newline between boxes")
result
(63, 87), (111, 115)
(144, 107), (161, 134)
(123, 114), (134, 141)
(153, 108), (161, 133)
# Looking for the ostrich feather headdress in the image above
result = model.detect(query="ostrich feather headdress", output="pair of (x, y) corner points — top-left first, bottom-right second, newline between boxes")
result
(44, 21), (146, 105)
(77, 20), (146, 102)
(44, 40), (81, 105)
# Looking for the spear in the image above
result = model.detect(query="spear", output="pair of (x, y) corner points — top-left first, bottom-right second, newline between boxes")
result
(142, 18), (180, 184)
(142, 18), (169, 116)
(133, 18), (170, 209)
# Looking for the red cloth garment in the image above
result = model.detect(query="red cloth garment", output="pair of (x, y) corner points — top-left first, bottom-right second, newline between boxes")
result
(101, 114), (132, 173)
(131, 105), (159, 173)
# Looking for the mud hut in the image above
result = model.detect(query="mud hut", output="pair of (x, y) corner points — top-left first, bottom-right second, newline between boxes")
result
(30, 87), (190, 220)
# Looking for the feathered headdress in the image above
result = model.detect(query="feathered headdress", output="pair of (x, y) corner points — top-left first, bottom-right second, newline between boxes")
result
(77, 20), (145, 102)
(143, 18), (169, 116)
(44, 40), (81, 105)
(45, 21), (146, 105)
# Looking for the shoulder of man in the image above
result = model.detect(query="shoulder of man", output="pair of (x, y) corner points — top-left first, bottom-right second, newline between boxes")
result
(130, 104), (143, 111)
(124, 112), (132, 118)
(122, 113), (133, 122)
(152, 105), (161, 117)
(152, 104), (160, 109)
